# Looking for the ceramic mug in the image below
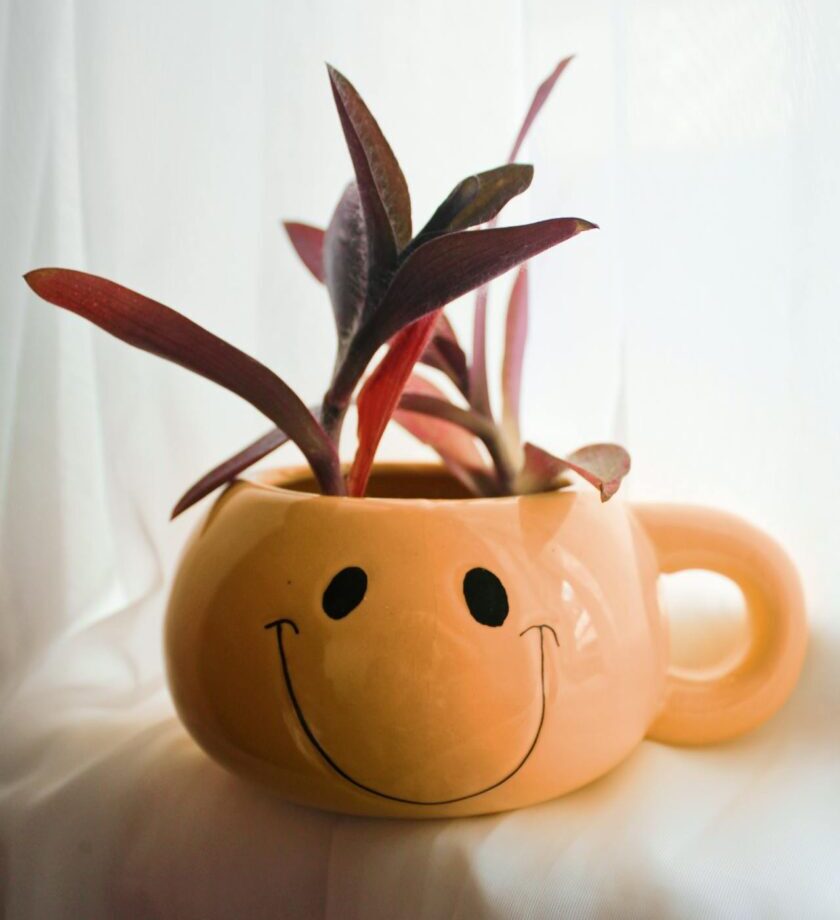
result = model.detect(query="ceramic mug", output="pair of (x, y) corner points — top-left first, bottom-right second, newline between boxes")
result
(165, 464), (807, 818)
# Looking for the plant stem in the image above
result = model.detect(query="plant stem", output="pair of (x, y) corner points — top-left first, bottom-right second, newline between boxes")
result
(310, 449), (347, 496)
(396, 392), (517, 495)
(483, 427), (517, 495)
(469, 286), (493, 418)
(321, 399), (349, 447)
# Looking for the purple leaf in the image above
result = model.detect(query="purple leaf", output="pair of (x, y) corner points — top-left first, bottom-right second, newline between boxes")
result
(419, 313), (469, 396)
(24, 268), (344, 495)
(331, 218), (596, 404)
(324, 182), (368, 347)
(171, 400), (323, 517)
(171, 427), (290, 519)
(394, 374), (495, 495)
(509, 56), (574, 163)
(283, 222), (325, 282)
(366, 218), (596, 349)
(327, 65), (412, 292)
(415, 164), (533, 241)
(501, 266), (529, 447)
(519, 442), (630, 501)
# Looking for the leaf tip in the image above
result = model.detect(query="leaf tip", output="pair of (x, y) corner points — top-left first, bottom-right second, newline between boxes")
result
(170, 488), (197, 518)
(576, 219), (599, 233)
(599, 476), (624, 501)
(23, 268), (51, 292)
(325, 62), (345, 87)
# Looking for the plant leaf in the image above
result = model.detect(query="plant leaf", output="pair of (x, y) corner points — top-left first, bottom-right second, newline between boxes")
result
(394, 374), (495, 495)
(517, 443), (571, 493)
(324, 182), (368, 347)
(397, 390), (515, 493)
(509, 56), (574, 163)
(501, 265), (529, 453)
(330, 218), (596, 405)
(415, 164), (534, 240)
(469, 54), (573, 416)
(347, 313), (439, 497)
(564, 443), (631, 500)
(469, 286), (492, 417)
(327, 64), (411, 296)
(24, 268), (344, 495)
(365, 218), (596, 349)
(171, 400), (323, 517)
(419, 313), (469, 396)
(417, 175), (479, 238)
(171, 427), (290, 519)
(397, 391), (496, 441)
(282, 222), (325, 282)
(519, 442), (630, 501)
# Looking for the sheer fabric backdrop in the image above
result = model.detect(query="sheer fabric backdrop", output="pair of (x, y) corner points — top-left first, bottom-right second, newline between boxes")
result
(1, 1), (839, 917)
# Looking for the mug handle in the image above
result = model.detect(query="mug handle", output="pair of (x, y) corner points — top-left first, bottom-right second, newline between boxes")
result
(632, 504), (807, 745)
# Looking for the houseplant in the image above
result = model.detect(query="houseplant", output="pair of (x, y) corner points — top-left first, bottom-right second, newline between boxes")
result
(25, 60), (807, 818)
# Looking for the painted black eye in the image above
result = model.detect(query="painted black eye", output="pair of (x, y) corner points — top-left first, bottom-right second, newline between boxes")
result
(322, 566), (367, 620)
(463, 568), (508, 627)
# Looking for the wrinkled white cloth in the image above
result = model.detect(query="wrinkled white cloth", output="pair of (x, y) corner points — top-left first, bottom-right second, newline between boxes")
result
(2, 1), (840, 917)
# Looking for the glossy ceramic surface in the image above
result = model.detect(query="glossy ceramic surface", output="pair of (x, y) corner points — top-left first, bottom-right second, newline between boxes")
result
(165, 464), (807, 818)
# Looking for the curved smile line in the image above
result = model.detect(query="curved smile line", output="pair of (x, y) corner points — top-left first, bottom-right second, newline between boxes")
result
(264, 619), (558, 806)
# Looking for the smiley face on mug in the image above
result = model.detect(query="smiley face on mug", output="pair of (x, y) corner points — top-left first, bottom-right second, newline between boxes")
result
(166, 469), (804, 818)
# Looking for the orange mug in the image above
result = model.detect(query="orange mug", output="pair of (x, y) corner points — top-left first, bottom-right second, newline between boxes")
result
(165, 464), (807, 818)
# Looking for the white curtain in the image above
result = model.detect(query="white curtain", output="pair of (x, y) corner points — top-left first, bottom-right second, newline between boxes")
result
(1, 1), (839, 916)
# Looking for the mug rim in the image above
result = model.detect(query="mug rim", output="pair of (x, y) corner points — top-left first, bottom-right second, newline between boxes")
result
(238, 462), (597, 510)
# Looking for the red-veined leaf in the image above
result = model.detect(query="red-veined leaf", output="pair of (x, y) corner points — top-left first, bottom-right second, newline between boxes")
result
(509, 56), (574, 163)
(327, 65), (411, 292)
(501, 265), (529, 452)
(282, 222), (325, 282)
(419, 313), (469, 395)
(24, 268), (344, 495)
(324, 182), (368, 347)
(519, 442), (630, 501)
(394, 374), (495, 495)
(347, 313), (439, 496)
